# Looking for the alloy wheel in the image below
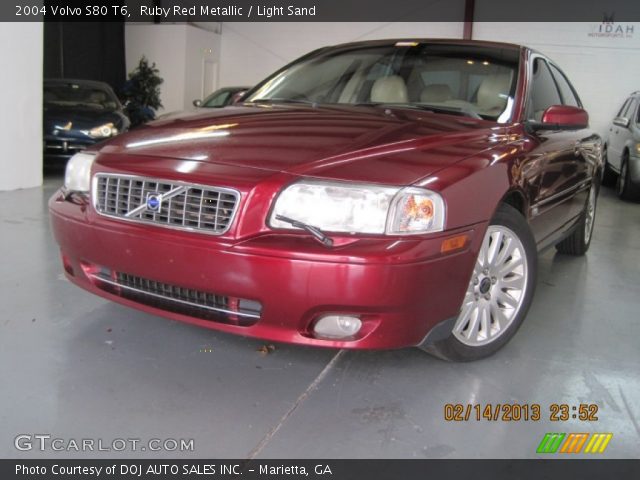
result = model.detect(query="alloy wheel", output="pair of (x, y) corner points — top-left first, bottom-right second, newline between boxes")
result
(453, 225), (529, 347)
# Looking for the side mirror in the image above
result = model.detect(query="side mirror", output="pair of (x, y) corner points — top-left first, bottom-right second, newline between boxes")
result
(527, 105), (589, 132)
(192, 99), (202, 107)
(613, 116), (630, 128)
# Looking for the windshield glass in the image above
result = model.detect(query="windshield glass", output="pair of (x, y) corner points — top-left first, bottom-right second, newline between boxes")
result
(246, 43), (519, 121)
(202, 90), (233, 108)
(44, 83), (119, 111)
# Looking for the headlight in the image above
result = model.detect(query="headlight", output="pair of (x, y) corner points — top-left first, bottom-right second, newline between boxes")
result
(64, 152), (95, 193)
(269, 180), (445, 235)
(88, 122), (118, 138)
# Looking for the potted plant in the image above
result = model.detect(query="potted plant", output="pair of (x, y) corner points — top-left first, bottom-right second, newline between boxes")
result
(121, 56), (163, 127)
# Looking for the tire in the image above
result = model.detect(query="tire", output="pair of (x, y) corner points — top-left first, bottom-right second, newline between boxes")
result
(422, 204), (537, 362)
(555, 183), (597, 256)
(600, 146), (616, 187)
(617, 153), (640, 201)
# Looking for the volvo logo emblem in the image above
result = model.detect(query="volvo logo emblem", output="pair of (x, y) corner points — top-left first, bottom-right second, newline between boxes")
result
(126, 186), (186, 219)
(146, 193), (162, 212)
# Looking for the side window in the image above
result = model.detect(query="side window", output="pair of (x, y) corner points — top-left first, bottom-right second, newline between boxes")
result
(548, 64), (580, 107)
(622, 98), (636, 119)
(527, 58), (561, 121)
(617, 98), (631, 117)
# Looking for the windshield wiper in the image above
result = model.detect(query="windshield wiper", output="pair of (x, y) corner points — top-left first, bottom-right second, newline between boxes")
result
(248, 98), (316, 106)
(275, 214), (334, 248)
(354, 102), (482, 119)
(414, 103), (482, 119)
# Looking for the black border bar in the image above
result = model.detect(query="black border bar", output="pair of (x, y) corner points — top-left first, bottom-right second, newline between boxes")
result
(3, 459), (640, 480)
(5, 0), (640, 22)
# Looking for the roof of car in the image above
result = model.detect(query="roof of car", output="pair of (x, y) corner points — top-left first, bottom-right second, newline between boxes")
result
(44, 78), (114, 90)
(326, 38), (523, 51)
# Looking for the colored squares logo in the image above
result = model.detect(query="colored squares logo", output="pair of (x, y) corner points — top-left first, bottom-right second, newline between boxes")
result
(584, 433), (613, 453)
(537, 433), (612, 454)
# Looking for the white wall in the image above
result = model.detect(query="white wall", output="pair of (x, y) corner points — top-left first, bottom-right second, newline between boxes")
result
(473, 22), (640, 136)
(0, 23), (43, 191)
(218, 22), (463, 87)
(125, 24), (221, 113)
(183, 25), (220, 106)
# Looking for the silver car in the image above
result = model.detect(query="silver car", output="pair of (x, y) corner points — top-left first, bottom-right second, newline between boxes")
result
(603, 91), (640, 201)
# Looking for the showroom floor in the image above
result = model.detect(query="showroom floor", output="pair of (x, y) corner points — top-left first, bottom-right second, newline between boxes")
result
(1, 173), (639, 459)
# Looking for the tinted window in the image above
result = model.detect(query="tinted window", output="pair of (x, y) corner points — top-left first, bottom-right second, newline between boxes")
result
(617, 98), (631, 117)
(202, 90), (232, 107)
(44, 83), (119, 111)
(549, 64), (579, 107)
(622, 98), (637, 119)
(527, 58), (561, 121)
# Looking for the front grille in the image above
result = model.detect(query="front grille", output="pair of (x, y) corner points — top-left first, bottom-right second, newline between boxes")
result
(91, 269), (261, 325)
(92, 173), (240, 235)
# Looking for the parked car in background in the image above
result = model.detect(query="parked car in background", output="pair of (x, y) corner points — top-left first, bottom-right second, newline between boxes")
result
(156, 86), (251, 122)
(602, 91), (640, 200)
(43, 79), (129, 166)
(193, 86), (250, 108)
(50, 40), (602, 361)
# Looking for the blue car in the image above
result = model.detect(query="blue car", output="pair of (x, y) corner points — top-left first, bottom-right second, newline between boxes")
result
(43, 79), (130, 166)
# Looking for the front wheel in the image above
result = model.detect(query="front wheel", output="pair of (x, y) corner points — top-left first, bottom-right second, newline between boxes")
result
(422, 204), (537, 362)
(617, 153), (640, 201)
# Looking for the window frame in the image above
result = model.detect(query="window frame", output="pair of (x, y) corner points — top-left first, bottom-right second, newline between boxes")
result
(524, 55), (563, 122)
(547, 62), (582, 108)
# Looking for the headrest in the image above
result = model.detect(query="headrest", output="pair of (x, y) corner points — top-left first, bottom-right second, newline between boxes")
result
(420, 84), (454, 103)
(370, 75), (409, 104)
(477, 74), (511, 112)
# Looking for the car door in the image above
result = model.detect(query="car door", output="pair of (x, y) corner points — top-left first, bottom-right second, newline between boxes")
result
(547, 62), (594, 217)
(526, 57), (590, 246)
(608, 97), (635, 171)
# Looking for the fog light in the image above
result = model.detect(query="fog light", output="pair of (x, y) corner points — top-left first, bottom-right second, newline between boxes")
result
(313, 315), (362, 339)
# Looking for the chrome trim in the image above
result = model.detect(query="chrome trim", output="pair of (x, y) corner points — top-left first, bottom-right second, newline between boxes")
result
(89, 273), (261, 319)
(530, 178), (592, 213)
(91, 173), (241, 236)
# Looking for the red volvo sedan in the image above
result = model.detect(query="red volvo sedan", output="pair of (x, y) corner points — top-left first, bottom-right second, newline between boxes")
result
(50, 40), (602, 361)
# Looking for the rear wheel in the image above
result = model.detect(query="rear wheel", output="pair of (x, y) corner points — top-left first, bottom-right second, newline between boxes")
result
(617, 153), (640, 201)
(422, 204), (537, 362)
(555, 183), (597, 255)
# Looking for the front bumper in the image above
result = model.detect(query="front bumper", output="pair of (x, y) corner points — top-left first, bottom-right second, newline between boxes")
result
(43, 135), (96, 164)
(49, 191), (484, 349)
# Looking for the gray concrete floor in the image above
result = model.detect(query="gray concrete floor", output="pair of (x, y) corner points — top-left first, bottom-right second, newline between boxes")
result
(1, 173), (639, 459)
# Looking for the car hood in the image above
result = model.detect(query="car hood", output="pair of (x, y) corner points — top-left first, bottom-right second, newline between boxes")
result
(97, 104), (505, 185)
(43, 106), (125, 132)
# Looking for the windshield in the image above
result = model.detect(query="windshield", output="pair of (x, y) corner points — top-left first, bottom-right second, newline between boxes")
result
(44, 83), (119, 111)
(202, 89), (234, 108)
(246, 43), (519, 121)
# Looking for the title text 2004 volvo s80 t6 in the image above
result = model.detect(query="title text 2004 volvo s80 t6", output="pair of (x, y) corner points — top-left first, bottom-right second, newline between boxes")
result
(50, 40), (602, 361)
